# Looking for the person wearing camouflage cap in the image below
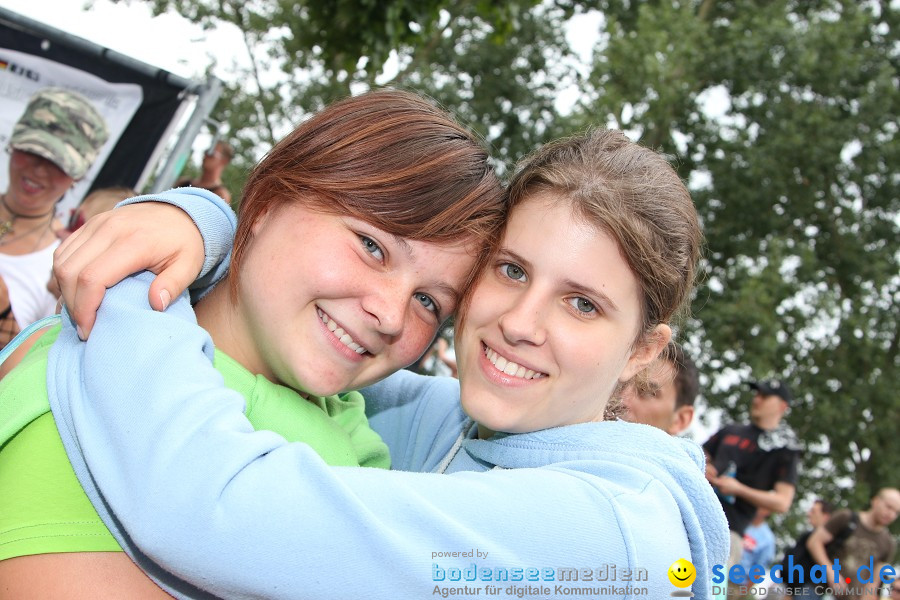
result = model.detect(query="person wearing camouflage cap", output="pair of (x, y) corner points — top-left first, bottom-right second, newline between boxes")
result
(9, 87), (109, 181)
(0, 87), (108, 348)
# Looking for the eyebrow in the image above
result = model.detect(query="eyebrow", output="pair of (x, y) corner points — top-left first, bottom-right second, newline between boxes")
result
(393, 234), (460, 312)
(563, 279), (620, 313)
(498, 248), (534, 273)
(392, 234), (412, 257)
(500, 248), (620, 313)
(434, 282), (461, 313)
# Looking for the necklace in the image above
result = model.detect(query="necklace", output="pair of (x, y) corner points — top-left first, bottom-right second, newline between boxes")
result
(0, 193), (57, 246)
(0, 218), (54, 249)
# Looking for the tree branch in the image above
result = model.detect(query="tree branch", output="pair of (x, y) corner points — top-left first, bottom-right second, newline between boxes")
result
(698, 0), (717, 22)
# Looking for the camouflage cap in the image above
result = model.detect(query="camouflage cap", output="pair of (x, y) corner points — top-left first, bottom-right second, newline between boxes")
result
(9, 87), (109, 180)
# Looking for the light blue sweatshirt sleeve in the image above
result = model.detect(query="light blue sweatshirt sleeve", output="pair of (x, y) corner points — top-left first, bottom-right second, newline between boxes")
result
(117, 187), (236, 300)
(361, 371), (469, 472)
(46, 285), (700, 599)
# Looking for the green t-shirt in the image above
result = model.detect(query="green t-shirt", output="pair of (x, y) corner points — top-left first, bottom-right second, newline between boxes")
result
(0, 325), (389, 560)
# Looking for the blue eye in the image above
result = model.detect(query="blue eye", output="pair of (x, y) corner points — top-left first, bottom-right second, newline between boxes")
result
(359, 235), (384, 260)
(502, 263), (526, 281)
(567, 297), (596, 314)
(415, 293), (438, 314)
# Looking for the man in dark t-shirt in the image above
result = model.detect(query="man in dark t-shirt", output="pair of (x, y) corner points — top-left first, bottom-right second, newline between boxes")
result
(703, 379), (802, 569)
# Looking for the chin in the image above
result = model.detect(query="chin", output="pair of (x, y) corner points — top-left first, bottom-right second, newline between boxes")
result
(284, 373), (345, 398)
(461, 399), (508, 433)
(309, 380), (350, 397)
(467, 407), (529, 435)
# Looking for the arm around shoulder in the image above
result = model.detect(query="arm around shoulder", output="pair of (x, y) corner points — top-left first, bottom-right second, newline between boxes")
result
(51, 314), (678, 598)
(118, 188), (237, 295)
(361, 369), (465, 471)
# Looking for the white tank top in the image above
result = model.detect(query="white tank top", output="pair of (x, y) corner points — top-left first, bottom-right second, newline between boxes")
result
(0, 240), (61, 328)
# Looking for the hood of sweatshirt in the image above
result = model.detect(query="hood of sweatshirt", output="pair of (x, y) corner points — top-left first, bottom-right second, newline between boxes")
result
(458, 419), (729, 600)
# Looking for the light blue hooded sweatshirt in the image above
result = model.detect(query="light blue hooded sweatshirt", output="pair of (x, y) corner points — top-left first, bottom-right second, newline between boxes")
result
(45, 189), (729, 600)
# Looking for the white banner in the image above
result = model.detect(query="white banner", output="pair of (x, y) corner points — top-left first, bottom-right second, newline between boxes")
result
(0, 48), (143, 219)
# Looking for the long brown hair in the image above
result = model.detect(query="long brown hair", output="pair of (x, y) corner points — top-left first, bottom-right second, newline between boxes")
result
(230, 89), (507, 298)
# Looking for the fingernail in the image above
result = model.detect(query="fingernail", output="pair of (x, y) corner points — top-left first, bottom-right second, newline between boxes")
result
(159, 290), (171, 311)
(76, 325), (85, 341)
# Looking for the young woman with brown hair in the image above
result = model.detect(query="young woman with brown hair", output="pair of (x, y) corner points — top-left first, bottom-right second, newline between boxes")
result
(0, 89), (506, 598)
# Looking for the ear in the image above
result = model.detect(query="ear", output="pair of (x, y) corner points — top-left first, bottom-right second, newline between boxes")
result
(668, 405), (695, 436)
(620, 324), (672, 382)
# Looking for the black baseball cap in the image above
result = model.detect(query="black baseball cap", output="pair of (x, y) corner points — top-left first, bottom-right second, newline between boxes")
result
(749, 379), (792, 404)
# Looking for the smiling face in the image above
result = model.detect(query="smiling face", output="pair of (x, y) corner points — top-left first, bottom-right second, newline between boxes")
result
(456, 192), (670, 435)
(206, 202), (477, 397)
(5, 149), (73, 216)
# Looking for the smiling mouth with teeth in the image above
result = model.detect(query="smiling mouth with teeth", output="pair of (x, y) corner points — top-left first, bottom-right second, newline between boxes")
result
(21, 176), (45, 192)
(317, 308), (369, 355)
(483, 344), (547, 380)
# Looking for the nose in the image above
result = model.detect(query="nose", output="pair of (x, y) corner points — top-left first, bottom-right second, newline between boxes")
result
(28, 154), (65, 179)
(30, 155), (53, 172)
(497, 287), (547, 346)
(361, 281), (408, 338)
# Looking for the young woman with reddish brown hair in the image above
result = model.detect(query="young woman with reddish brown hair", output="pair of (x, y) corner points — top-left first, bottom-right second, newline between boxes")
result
(0, 89), (506, 598)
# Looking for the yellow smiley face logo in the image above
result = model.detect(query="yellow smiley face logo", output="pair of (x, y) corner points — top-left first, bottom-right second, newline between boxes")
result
(667, 558), (696, 588)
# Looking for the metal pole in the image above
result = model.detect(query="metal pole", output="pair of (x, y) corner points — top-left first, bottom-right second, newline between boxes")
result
(149, 77), (225, 192)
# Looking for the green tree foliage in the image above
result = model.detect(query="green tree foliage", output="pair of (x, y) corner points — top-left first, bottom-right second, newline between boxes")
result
(114, 0), (896, 536)
(113, 0), (561, 185)
(567, 0), (898, 538)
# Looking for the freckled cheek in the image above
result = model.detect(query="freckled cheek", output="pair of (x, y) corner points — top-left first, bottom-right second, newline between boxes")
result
(394, 318), (439, 367)
(317, 255), (361, 287)
(316, 250), (377, 295)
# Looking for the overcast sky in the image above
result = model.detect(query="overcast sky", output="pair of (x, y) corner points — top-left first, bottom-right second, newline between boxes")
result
(0, 1), (604, 100)
(1, 0), (243, 80)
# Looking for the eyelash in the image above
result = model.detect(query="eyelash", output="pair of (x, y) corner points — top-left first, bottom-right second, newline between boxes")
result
(415, 292), (440, 316)
(566, 296), (598, 316)
(359, 235), (384, 261)
(500, 262), (526, 282)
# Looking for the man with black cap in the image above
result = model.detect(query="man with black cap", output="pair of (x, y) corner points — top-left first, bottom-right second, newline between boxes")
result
(703, 378), (802, 570)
